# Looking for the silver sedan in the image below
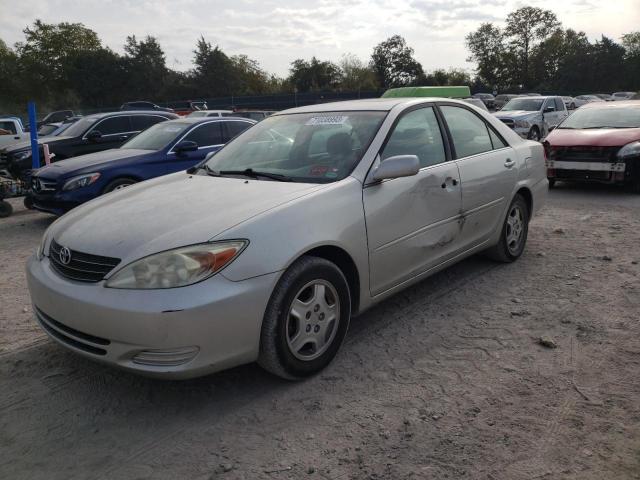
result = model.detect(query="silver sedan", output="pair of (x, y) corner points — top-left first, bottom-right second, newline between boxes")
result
(27, 98), (547, 379)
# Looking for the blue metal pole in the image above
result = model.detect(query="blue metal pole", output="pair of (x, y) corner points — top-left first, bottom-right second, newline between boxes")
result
(28, 101), (40, 169)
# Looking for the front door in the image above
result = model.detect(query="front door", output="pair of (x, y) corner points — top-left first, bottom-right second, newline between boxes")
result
(166, 121), (225, 173)
(363, 106), (463, 296)
(439, 105), (518, 249)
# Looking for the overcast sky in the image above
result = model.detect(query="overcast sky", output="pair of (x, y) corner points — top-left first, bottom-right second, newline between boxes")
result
(1, 0), (638, 76)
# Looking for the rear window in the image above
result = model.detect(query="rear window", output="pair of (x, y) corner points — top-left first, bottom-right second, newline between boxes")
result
(0, 121), (17, 135)
(558, 106), (640, 129)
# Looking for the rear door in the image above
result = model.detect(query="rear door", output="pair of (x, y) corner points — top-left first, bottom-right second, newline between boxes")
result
(439, 104), (517, 250)
(165, 121), (224, 173)
(363, 105), (463, 296)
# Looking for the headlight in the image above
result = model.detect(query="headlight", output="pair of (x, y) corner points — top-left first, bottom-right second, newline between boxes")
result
(514, 119), (530, 128)
(105, 241), (248, 289)
(13, 150), (31, 161)
(62, 173), (101, 191)
(617, 141), (640, 159)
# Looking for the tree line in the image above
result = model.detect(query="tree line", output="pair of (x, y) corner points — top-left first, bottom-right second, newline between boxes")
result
(1, 8), (639, 115)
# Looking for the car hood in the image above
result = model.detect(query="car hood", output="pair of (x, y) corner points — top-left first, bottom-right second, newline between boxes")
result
(546, 127), (640, 147)
(49, 172), (326, 265)
(494, 110), (540, 119)
(36, 149), (151, 178)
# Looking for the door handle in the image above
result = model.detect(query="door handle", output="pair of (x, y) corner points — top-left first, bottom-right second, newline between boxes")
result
(504, 159), (515, 168)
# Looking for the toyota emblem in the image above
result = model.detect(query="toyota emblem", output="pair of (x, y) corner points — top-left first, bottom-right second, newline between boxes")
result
(58, 246), (72, 265)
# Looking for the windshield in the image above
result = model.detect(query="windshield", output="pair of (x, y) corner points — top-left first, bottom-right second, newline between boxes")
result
(38, 124), (59, 136)
(205, 111), (386, 183)
(121, 121), (189, 150)
(61, 117), (99, 137)
(558, 106), (640, 129)
(501, 98), (544, 112)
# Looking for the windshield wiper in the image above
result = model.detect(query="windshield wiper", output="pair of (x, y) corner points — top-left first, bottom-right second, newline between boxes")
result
(218, 168), (292, 182)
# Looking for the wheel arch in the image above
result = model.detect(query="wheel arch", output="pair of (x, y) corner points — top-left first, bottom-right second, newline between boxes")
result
(300, 245), (361, 315)
(515, 186), (533, 220)
(102, 175), (142, 193)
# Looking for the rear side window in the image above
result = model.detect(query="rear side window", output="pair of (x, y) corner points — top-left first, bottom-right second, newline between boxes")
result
(381, 106), (446, 168)
(440, 106), (493, 159)
(0, 121), (17, 134)
(183, 122), (224, 147)
(488, 128), (508, 149)
(224, 121), (252, 142)
(554, 98), (564, 111)
(131, 115), (167, 131)
(93, 116), (132, 135)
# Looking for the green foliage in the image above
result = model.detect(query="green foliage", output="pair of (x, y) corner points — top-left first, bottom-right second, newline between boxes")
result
(466, 8), (640, 93)
(288, 57), (343, 92)
(370, 35), (424, 88)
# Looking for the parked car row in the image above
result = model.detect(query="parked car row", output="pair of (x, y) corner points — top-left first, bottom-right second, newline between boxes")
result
(473, 91), (639, 111)
(30, 116), (255, 215)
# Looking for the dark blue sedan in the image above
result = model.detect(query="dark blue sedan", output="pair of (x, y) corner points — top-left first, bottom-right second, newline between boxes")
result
(30, 117), (255, 215)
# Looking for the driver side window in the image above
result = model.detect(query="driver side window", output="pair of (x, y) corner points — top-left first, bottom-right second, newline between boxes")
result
(381, 107), (446, 168)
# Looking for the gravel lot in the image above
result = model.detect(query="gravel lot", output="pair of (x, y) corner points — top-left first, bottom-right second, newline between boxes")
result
(1, 184), (639, 480)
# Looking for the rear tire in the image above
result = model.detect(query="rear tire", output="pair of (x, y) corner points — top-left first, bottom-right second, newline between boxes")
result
(548, 178), (556, 188)
(258, 256), (351, 380)
(103, 178), (137, 194)
(0, 200), (13, 218)
(486, 194), (529, 263)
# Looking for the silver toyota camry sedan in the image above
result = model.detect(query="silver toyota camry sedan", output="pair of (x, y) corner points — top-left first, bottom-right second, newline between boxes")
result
(27, 98), (547, 380)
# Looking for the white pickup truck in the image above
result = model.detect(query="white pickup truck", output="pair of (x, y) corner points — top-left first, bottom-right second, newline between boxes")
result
(0, 117), (30, 148)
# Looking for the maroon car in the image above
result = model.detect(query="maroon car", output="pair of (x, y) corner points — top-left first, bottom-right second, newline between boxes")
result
(544, 101), (640, 191)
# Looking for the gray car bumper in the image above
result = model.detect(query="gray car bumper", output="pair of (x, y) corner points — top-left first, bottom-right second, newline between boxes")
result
(26, 254), (280, 379)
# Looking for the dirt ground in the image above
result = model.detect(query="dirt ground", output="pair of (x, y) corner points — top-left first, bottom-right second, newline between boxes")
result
(1, 184), (639, 480)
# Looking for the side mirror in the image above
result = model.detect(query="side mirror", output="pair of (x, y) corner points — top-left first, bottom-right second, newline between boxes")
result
(373, 155), (420, 181)
(175, 140), (198, 154)
(543, 106), (555, 113)
(87, 130), (102, 142)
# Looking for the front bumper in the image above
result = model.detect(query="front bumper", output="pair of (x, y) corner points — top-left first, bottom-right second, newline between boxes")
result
(546, 160), (626, 183)
(27, 254), (280, 379)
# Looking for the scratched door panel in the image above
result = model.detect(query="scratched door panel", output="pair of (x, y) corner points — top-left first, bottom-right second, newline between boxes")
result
(363, 162), (463, 296)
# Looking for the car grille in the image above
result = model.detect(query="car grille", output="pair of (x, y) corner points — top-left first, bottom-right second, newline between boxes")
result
(32, 177), (57, 193)
(549, 146), (620, 162)
(499, 119), (515, 129)
(49, 239), (121, 282)
(35, 306), (109, 356)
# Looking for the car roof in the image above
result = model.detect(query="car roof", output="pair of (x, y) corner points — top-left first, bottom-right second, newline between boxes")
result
(275, 98), (461, 114)
(84, 111), (177, 120)
(164, 117), (256, 125)
(581, 100), (640, 109)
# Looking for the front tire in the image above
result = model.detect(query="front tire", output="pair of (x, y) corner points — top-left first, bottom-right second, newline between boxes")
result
(527, 127), (540, 142)
(486, 194), (529, 263)
(258, 256), (351, 380)
(0, 200), (13, 218)
(103, 178), (137, 194)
